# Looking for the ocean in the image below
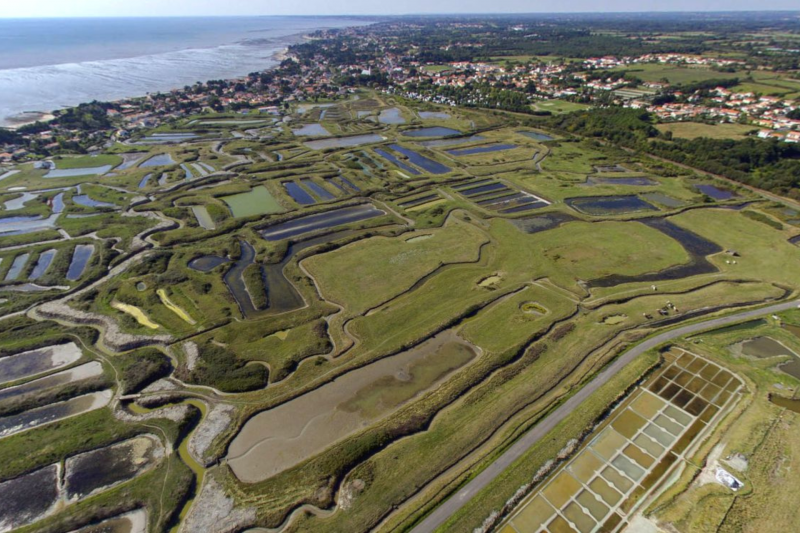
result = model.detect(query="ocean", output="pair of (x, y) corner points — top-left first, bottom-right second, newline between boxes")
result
(0, 17), (368, 127)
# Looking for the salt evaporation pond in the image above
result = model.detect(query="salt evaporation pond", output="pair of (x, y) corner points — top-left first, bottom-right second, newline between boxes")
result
(418, 111), (451, 120)
(66, 244), (95, 281)
(70, 509), (148, 533)
(389, 145), (451, 174)
(0, 342), (83, 386)
(139, 153), (176, 168)
(283, 181), (316, 205)
(0, 390), (112, 439)
(191, 206), (215, 230)
(261, 203), (386, 241)
(642, 192), (686, 208)
(301, 178), (336, 201)
(29, 249), (57, 280)
(3, 192), (38, 210)
(227, 330), (476, 482)
(566, 195), (658, 216)
(418, 135), (486, 148)
(222, 240), (260, 318)
(587, 176), (658, 186)
(4, 253), (29, 281)
(517, 130), (554, 141)
(135, 133), (199, 144)
(181, 164), (194, 180)
(292, 123), (331, 137)
(403, 127), (462, 138)
(44, 165), (113, 179)
(696, 184), (737, 200)
(374, 148), (421, 175)
(138, 174), (153, 188)
(446, 143), (518, 156)
(116, 153), (146, 170)
(378, 107), (406, 124)
(73, 195), (116, 208)
(0, 362), (103, 403)
(304, 133), (384, 150)
(0, 465), (60, 532)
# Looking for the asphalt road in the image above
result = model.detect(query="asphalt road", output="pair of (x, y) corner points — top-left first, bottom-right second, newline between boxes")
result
(411, 299), (800, 533)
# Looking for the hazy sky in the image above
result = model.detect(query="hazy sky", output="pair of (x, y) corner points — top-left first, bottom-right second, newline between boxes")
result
(1, 0), (798, 17)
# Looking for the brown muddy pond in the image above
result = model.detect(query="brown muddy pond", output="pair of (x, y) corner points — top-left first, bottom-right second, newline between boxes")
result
(226, 330), (477, 482)
(739, 337), (796, 359)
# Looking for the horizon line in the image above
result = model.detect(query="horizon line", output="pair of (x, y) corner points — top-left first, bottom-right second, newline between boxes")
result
(1, 9), (800, 19)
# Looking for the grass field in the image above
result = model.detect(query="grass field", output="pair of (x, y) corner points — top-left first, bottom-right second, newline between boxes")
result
(657, 122), (756, 140)
(531, 99), (590, 114)
(53, 154), (123, 169)
(609, 64), (740, 85)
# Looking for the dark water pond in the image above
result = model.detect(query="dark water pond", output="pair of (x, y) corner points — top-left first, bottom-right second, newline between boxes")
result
(769, 394), (800, 413)
(566, 195), (658, 216)
(301, 179), (336, 201)
(696, 184), (736, 200)
(403, 127), (462, 138)
(29, 249), (57, 280)
(389, 145), (451, 174)
(0, 465), (59, 530)
(223, 240), (261, 318)
(461, 182), (507, 197)
(499, 200), (550, 214)
(399, 194), (439, 208)
(374, 148), (421, 176)
(261, 204), (386, 242)
(588, 217), (722, 288)
(283, 181), (317, 205)
(188, 255), (229, 272)
(66, 244), (95, 281)
(0, 392), (107, 438)
(477, 192), (524, 207)
(447, 144), (518, 156)
(339, 176), (360, 192)
(304, 134), (384, 150)
(518, 131), (554, 141)
(452, 179), (493, 190)
(65, 437), (160, 500)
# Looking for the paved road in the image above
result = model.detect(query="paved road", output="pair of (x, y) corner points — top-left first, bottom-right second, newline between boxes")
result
(411, 299), (800, 533)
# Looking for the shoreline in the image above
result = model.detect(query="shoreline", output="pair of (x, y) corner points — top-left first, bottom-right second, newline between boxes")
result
(1, 22), (366, 130)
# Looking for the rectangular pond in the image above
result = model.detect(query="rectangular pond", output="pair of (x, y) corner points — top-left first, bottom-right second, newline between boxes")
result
(44, 165), (113, 179)
(566, 195), (658, 216)
(191, 206), (215, 230)
(446, 144), (519, 156)
(283, 181), (317, 205)
(418, 111), (451, 120)
(29, 249), (57, 280)
(389, 145), (451, 174)
(461, 182), (508, 197)
(374, 148), (421, 176)
(587, 176), (658, 187)
(517, 130), (554, 141)
(696, 184), (737, 200)
(222, 186), (283, 218)
(134, 133), (199, 144)
(261, 204), (386, 241)
(0, 342), (83, 386)
(66, 244), (95, 281)
(292, 123), (331, 137)
(301, 178), (337, 201)
(642, 192), (686, 208)
(140, 154), (176, 168)
(378, 107), (406, 124)
(4, 253), (29, 281)
(0, 361), (103, 403)
(403, 127), (462, 138)
(304, 133), (384, 150)
(0, 390), (112, 439)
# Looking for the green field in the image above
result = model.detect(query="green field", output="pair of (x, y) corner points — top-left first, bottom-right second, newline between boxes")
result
(221, 186), (284, 218)
(657, 122), (756, 140)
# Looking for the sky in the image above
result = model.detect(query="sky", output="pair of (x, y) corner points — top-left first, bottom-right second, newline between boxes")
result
(1, 0), (798, 17)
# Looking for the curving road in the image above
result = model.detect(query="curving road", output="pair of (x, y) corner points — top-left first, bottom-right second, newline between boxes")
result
(411, 299), (800, 533)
